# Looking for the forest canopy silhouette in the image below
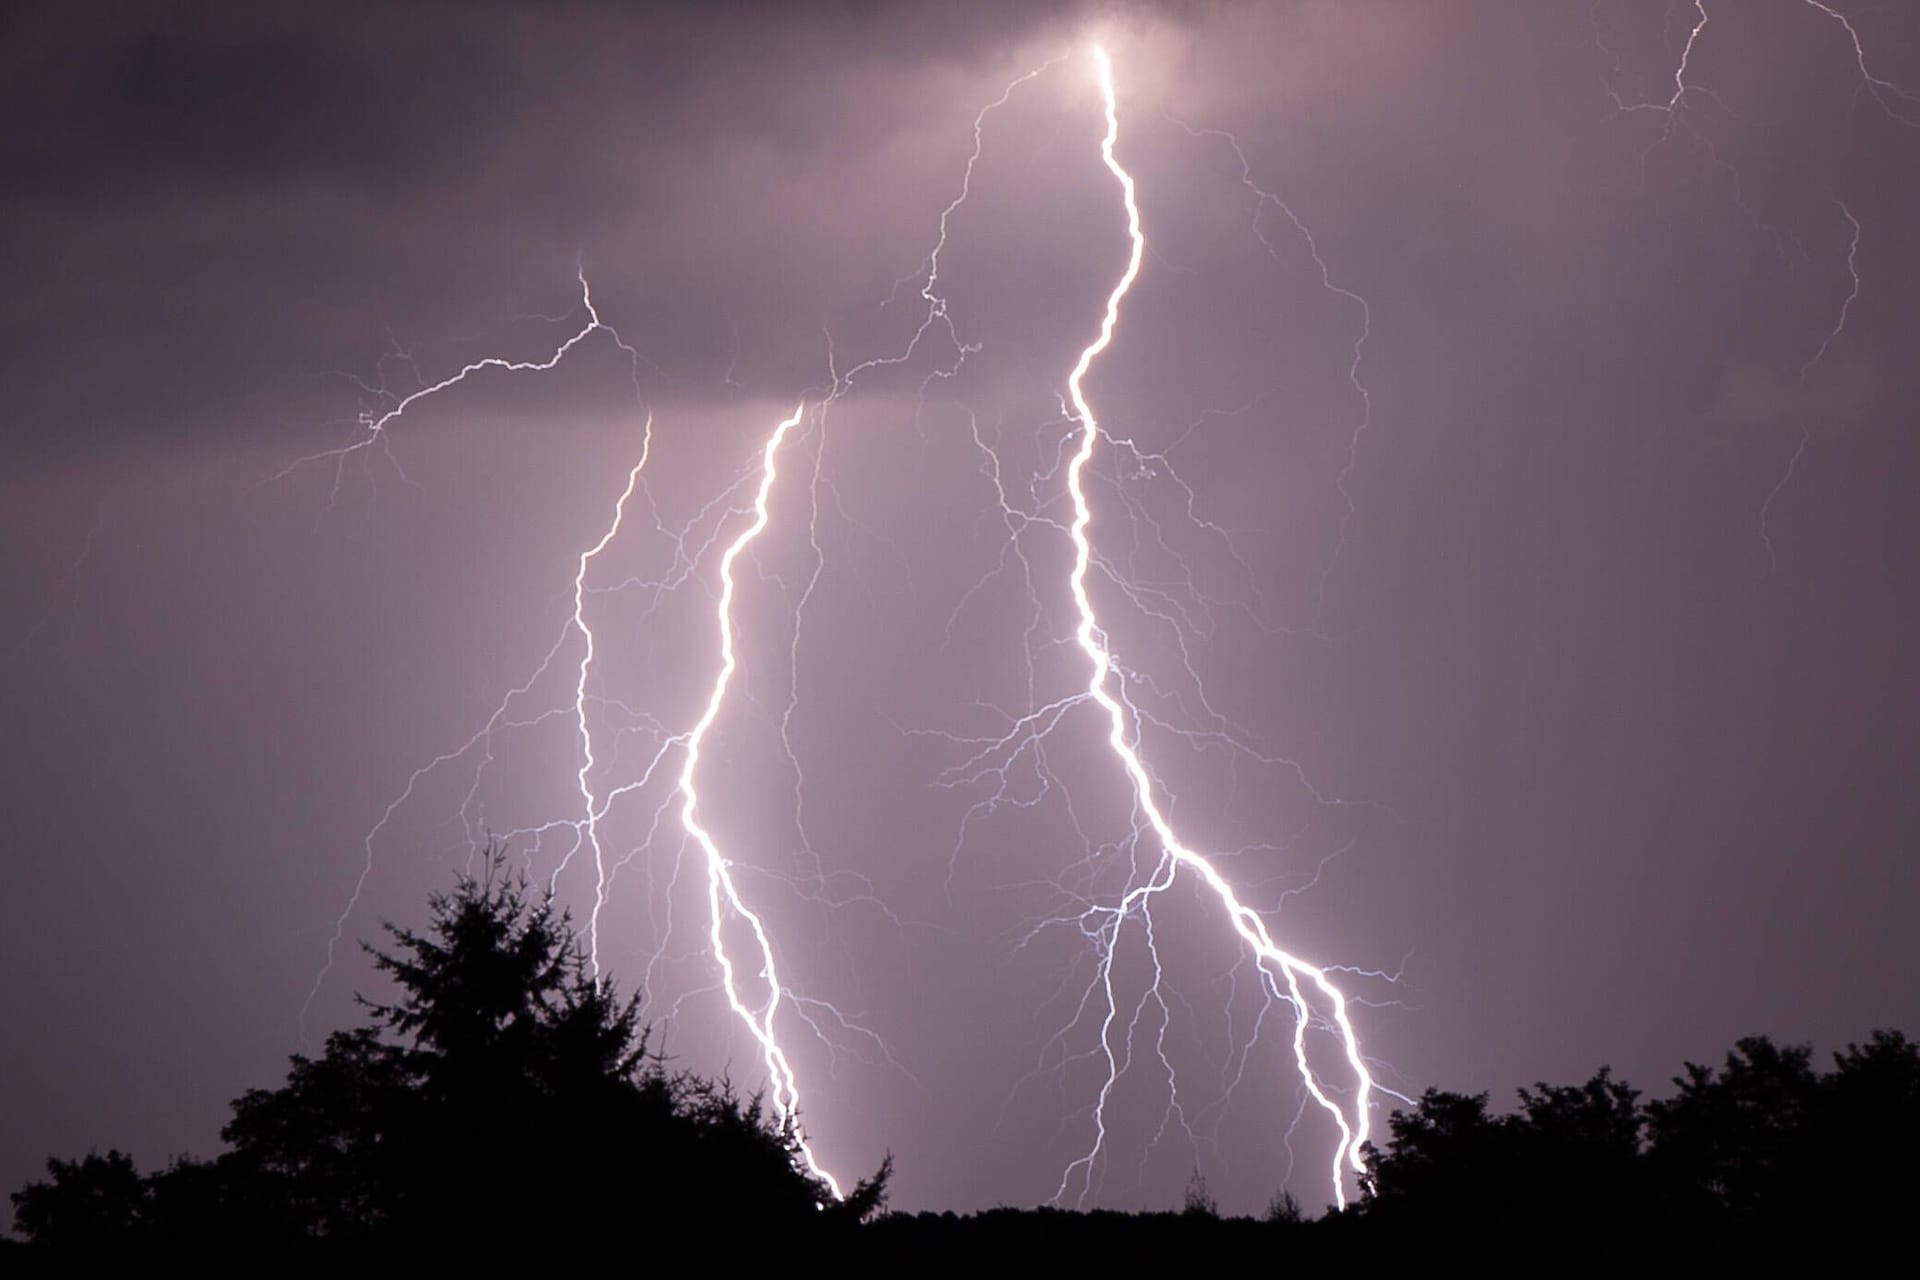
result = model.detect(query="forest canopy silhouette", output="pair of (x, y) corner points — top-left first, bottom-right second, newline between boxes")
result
(8, 855), (1916, 1257)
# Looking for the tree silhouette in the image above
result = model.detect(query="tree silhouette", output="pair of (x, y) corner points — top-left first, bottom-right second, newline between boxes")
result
(9, 1151), (147, 1252)
(10, 854), (1916, 1254)
(214, 1026), (406, 1242)
(1362, 1067), (1663, 1229)
(1644, 1035), (1820, 1220)
(1821, 1029), (1920, 1222)
(1182, 1167), (1219, 1218)
(1263, 1189), (1304, 1224)
(1646, 1030), (1920, 1228)
(1355, 1032), (1920, 1245)
(1359, 1087), (1507, 1218)
(1509, 1066), (1648, 1219)
(9, 854), (888, 1254)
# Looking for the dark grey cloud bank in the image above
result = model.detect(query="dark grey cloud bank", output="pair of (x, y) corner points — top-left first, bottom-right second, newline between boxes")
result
(3, 0), (1916, 1219)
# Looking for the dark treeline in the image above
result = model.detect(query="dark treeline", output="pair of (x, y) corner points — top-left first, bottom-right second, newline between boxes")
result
(868, 1027), (1919, 1258)
(6, 861), (887, 1261)
(8, 860), (1916, 1259)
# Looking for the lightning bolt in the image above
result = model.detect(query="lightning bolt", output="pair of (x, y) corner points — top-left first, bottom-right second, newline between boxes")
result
(300, 41), (1403, 1214)
(1045, 44), (1377, 1213)
(651, 60), (1087, 1192)
(299, 58), (1079, 1199)
(673, 402), (842, 1195)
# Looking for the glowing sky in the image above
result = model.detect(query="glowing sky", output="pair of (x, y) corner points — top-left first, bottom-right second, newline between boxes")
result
(3, 1), (1917, 1219)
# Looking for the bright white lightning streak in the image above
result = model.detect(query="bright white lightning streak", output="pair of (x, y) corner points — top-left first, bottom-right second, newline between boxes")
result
(675, 402), (842, 1198)
(652, 65), (1076, 1174)
(1057, 45), (1375, 1211)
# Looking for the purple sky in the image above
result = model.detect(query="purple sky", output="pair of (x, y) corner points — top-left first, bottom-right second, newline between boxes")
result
(3, 1), (1917, 1219)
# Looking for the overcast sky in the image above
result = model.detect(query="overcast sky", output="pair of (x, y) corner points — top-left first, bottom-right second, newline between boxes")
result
(3, 0), (1917, 1218)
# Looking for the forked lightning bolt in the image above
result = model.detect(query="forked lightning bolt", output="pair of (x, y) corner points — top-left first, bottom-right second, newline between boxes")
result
(293, 60), (1086, 1202)
(1046, 45), (1376, 1212)
(300, 41), (1394, 1211)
